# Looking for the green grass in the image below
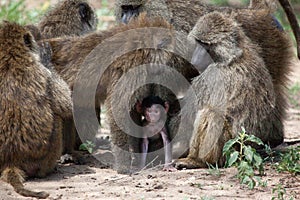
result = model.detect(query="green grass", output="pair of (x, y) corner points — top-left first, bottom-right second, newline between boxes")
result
(0, 0), (48, 24)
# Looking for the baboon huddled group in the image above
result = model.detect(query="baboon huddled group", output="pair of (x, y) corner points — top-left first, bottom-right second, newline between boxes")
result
(0, 0), (299, 198)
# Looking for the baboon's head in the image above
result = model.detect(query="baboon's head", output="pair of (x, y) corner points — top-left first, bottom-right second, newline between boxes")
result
(0, 21), (38, 67)
(114, 0), (171, 24)
(39, 0), (98, 38)
(189, 12), (243, 65)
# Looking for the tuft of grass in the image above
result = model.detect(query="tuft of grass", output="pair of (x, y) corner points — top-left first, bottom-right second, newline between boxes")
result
(206, 162), (221, 177)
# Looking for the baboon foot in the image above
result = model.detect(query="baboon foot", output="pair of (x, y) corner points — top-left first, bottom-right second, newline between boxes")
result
(60, 152), (85, 165)
(163, 164), (177, 172)
(175, 158), (206, 170)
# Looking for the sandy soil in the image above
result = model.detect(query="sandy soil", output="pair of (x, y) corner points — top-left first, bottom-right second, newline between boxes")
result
(0, 1), (299, 199)
(1, 161), (300, 200)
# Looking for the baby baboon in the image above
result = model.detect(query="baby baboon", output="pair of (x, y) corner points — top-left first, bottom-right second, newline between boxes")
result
(174, 12), (277, 169)
(136, 96), (176, 172)
(38, 0), (98, 39)
(40, 14), (198, 173)
(114, 0), (297, 154)
(0, 21), (72, 198)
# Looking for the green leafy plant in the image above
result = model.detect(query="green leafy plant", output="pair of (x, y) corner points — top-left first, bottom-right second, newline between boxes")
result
(276, 146), (300, 175)
(222, 127), (265, 189)
(79, 140), (96, 153)
(0, 0), (47, 24)
(271, 183), (295, 200)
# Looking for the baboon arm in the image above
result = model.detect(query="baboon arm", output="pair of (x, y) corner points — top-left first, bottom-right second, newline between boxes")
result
(50, 74), (73, 118)
(279, 0), (300, 59)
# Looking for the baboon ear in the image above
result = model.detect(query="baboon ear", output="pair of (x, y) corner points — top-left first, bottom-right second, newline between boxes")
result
(136, 100), (143, 113)
(164, 102), (169, 113)
(79, 3), (91, 21)
(23, 33), (35, 51)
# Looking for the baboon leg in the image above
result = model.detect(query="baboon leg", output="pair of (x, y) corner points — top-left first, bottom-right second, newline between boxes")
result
(108, 106), (142, 174)
(61, 118), (86, 164)
(111, 130), (132, 174)
(62, 118), (76, 155)
(1, 167), (49, 199)
(175, 108), (229, 169)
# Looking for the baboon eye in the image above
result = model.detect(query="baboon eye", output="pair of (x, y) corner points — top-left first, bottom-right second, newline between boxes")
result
(23, 33), (32, 48)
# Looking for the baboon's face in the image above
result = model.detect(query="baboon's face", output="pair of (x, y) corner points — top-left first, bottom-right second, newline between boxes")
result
(189, 12), (240, 63)
(77, 2), (98, 29)
(144, 104), (165, 123)
(121, 4), (142, 23)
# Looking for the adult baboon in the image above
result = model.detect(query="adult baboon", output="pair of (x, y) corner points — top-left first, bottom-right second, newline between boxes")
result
(38, 0), (98, 39)
(114, 0), (297, 155)
(0, 21), (72, 198)
(173, 11), (277, 169)
(35, 0), (99, 158)
(40, 14), (202, 173)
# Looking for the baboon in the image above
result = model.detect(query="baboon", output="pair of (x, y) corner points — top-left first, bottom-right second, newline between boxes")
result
(173, 11), (277, 169)
(0, 21), (72, 198)
(136, 96), (176, 172)
(114, 0), (297, 155)
(38, 0), (98, 39)
(36, 0), (98, 159)
(40, 14), (201, 173)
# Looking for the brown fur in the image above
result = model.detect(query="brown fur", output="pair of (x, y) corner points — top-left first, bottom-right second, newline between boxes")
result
(115, 0), (295, 157)
(173, 12), (277, 169)
(38, 0), (98, 39)
(249, 0), (277, 10)
(35, 0), (98, 158)
(40, 14), (195, 173)
(0, 21), (72, 198)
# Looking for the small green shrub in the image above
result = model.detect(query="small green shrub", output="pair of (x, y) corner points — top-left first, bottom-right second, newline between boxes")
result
(276, 146), (300, 175)
(79, 140), (96, 153)
(271, 183), (295, 200)
(222, 127), (265, 189)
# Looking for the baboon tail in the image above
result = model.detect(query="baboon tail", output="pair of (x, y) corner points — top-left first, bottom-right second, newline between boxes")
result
(1, 167), (49, 199)
(278, 0), (300, 59)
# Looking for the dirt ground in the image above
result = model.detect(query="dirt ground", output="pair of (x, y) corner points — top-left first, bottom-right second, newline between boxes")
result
(0, 1), (300, 199)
